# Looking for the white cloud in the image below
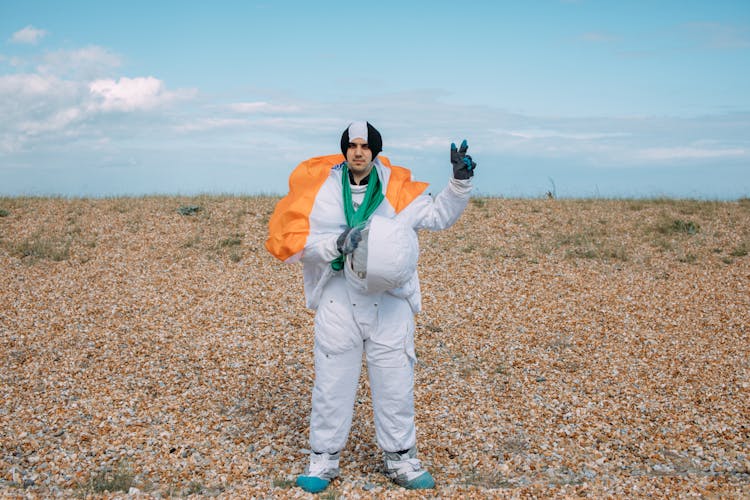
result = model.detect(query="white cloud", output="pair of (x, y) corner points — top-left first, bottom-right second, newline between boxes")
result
(1, 48), (195, 150)
(389, 135), (453, 151)
(229, 101), (302, 114)
(0, 66), (195, 154)
(38, 46), (122, 78)
(636, 146), (747, 161)
(89, 76), (194, 112)
(19, 108), (83, 136)
(0, 73), (83, 152)
(497, 129), (630, 141)
(10, 25), (47, 45)
(175, 118), (249, 133)
(0, 72), (58, 96)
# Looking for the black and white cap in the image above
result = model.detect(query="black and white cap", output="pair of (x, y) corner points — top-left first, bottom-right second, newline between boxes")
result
(340, 121), (382, 158)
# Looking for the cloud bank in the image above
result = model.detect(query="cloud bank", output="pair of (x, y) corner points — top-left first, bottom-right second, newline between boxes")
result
(0, 39), (196, 155)
(1, 24), (748, 198)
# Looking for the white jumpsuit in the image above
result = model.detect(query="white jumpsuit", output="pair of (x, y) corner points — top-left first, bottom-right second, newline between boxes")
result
(299, 160), (472, 454)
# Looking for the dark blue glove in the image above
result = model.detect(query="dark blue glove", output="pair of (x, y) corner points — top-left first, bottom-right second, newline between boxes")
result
(450, 139), (476, 180)
(336, 226), (362, 255)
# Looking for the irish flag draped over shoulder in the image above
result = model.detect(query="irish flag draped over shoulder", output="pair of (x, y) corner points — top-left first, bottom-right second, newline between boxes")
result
(266, 154), (428, 263)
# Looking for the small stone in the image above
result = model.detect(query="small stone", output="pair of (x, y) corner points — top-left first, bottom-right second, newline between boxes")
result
(258, 445), (272, 456)
(652, 463), (674, 474)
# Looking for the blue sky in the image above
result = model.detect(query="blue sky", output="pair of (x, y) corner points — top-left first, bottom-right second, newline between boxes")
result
(1, 0), (749, 198)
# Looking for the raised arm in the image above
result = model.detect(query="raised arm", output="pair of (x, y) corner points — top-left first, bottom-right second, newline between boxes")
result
(397, 140), (477, 231)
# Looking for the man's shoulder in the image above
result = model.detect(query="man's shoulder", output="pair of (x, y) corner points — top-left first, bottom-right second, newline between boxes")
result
(375, 156), (415, 179)
(378, 158), (429, 212)
(376, 157), (420, 186)
(297, 154), (346, 172)
(283, 154), (342, 197)
(290, 154), (344, 183)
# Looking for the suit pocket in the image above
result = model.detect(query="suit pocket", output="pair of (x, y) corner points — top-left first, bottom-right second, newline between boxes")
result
(314, 280), (358, 355)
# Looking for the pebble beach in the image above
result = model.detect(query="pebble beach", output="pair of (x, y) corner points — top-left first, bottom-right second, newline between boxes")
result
(1, 196), (748, 498)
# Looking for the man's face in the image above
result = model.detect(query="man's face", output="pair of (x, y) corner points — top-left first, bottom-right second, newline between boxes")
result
(346, 138), (373, 181)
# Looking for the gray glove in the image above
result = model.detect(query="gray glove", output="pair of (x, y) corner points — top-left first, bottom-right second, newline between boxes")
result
(450, 139), (476, 180)
(336, 226), (362, 255)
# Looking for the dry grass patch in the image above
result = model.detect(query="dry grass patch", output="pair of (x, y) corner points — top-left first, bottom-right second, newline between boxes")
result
(77, 460), (135, 496)
(10, 231), (72, 261)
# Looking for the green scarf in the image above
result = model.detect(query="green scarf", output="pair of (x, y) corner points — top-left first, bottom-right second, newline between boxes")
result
(331, 164), (384, 271)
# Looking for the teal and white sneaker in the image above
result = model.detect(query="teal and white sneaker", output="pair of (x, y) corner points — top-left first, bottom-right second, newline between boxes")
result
(296, 451), (340, 494)
(384, 448), (435, 489)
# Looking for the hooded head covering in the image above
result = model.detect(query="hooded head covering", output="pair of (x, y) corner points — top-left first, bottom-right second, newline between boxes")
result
(340, 121), (382, 158)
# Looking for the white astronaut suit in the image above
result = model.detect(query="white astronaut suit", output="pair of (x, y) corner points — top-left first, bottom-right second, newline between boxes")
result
(301, 164), (471, 454)
(266, 121), (474, 491)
